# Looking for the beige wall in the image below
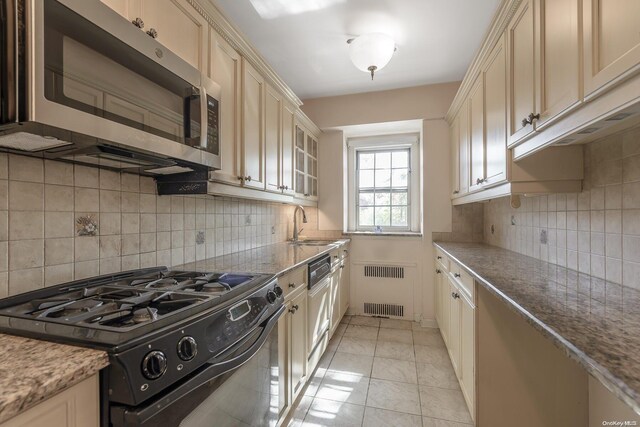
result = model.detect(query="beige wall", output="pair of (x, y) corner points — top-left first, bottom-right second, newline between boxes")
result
(301, 82), (461, 324)
(484, 125), (640, 289)
(0, 154), (294, 297)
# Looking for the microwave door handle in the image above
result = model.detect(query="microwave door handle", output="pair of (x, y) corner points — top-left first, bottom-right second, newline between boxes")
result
(199, 85), (208, 149)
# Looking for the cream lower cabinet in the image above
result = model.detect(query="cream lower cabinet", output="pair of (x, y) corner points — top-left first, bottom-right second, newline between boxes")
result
(434, 251), (476, 422)
(0, 375), (99, 427)
(278, 267), (308, 423)
(339, 248), (350, 318)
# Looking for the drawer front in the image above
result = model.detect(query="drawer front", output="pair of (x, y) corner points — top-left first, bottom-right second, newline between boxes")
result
(435, 249), (450, 272)
(280, 266), (307, 299)
(450, 262), (474, 301)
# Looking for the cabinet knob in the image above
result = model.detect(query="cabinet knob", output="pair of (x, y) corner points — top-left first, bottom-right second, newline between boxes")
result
(288, 305), (299, 314)
(304, 193), (310, 197)
(146, 28), (158, 39)
(454, 273), (461, 278)
(132, 17), (144, 29)
(453, 190), (459, 194)
(245, 176), (252, 182)
(476, 177), (485, 185)
(340, 265), (345, 269)
(436, 269), (442, 274)
(452, 292), (460, 299)
(521, 112), (540, 128)
(437, 256), (442, 260)
(288, 283), (296, 288)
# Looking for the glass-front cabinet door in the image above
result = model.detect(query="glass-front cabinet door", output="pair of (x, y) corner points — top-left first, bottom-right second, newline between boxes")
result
(294, 124), (318, 200)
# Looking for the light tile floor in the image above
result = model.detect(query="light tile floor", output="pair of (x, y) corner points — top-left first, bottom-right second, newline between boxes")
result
(286, 315), (474, 427)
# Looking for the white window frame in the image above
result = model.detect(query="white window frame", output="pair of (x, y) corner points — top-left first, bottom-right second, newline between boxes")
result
(346, 133), (421, 233)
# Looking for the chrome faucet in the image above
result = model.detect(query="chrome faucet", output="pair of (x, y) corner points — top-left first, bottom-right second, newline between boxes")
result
(292, 205), (308, 242)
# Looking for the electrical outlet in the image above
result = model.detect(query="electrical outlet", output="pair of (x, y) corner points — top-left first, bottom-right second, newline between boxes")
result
(271, 226), (276, 235)
(540, 229), (548, 244)
(511, 215), (516, 226)
(491, 225), (495, 234)
(245, 215), (251, 225)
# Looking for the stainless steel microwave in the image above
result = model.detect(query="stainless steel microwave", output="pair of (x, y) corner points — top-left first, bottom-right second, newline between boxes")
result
(0, 0), (221, 174)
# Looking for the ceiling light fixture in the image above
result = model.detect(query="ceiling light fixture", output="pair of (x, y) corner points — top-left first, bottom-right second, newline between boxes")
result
(347, 33), (396, 80)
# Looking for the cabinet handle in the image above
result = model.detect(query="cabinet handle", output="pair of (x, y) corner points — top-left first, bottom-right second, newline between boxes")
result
(237, 176), (244, 182)
(452, 292), (460, 299)
(146, 28), (158, 39)
(245, 176), (252, 182)
(521, 112), (540, 128)
(454, 273), (461, 278)
(437, 256), (442, 260)
(436, 269), (442, 274)
(476, 177), (485, 185)
(453, 190), (459, 194)
(132, 17), (144, 29)
(288, 283), (296, 288)
(340, 265), (344, 269)
(304, 193), (310, 197)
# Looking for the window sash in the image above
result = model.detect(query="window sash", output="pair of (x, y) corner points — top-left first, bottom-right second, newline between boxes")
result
(355, 148), (411, 231)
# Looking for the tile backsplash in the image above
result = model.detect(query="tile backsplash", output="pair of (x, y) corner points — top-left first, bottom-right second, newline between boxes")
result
(432, 203), (484, 243)
(0, 154), (294, 297)
(484, 125), (640, 289)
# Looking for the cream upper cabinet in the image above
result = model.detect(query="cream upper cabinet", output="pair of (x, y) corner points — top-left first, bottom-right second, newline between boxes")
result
(281, 102), (296, 195)
(293, 124), (319, 200)
(137, 0), (208, 71)
(241, 59), (266, 190)
(265, 84), (283, 193)
(101, 0), (208, 71)
(450, 116), (461, 197)
(100, 0), (132, 18)
(468, 76), (485, 193)
(483, 35), (507, 186)
(209, 31), (242, 185)
(535, 0), (581, 128)
(458, 101), (470, 196)
(507, 0), (536, 146)
(583, 0), (640, 98)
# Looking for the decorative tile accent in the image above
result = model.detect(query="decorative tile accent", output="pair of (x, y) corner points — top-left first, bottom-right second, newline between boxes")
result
(76, 215), (98, 236)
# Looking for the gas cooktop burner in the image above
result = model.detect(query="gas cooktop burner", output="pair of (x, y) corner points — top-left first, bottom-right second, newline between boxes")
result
(0, 269), (264, 332)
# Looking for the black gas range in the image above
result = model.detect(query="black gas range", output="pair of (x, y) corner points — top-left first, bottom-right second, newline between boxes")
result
(0, 267), (285, 427)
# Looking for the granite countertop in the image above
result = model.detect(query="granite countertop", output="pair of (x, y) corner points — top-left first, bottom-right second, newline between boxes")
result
(433, 241), (640, 413)
(0, 334), (108, 424)
(176, 239), (350, 275)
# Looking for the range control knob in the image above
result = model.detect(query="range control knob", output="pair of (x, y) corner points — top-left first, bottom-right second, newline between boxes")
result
(266, 290), (277, 304)
(142, 350), (167, 380)
(273, 285), (283, 298)
(177, 336), (197, 361)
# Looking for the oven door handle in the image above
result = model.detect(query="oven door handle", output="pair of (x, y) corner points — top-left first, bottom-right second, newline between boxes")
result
(117, 305), (285, 426)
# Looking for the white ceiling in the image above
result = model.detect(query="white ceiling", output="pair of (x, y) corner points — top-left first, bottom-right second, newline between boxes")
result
(210, 0), (501, 100)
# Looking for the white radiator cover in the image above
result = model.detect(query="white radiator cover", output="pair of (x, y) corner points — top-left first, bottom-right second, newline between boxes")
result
(351, 261), (417, 319)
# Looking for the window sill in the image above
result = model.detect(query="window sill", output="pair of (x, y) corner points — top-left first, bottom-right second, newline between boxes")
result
(343, 231), (423, 237)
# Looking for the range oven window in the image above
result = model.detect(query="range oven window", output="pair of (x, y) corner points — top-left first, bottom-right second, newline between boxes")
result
(41, 0), (215, 151)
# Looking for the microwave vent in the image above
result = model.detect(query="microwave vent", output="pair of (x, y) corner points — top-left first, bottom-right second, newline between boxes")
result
(577, 127), (600, 134)
(0, 132), (72, 152)
(555, 139), (575, 146)
(146, 166), (194, 175)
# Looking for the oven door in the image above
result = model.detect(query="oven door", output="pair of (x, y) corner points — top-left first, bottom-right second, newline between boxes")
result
(20, 0), (221, 169)
(110, 305), (285, 427)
